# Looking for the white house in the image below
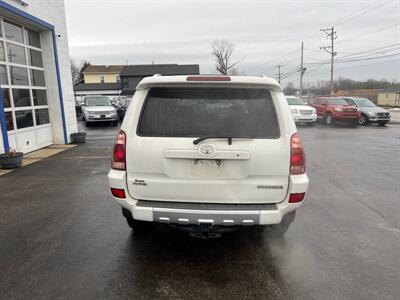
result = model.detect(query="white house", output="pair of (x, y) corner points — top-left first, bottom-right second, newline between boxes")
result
(0, 0), (77, 154)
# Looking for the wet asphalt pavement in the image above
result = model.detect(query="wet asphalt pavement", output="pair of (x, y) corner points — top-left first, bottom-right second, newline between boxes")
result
(0, 122), (399, 299)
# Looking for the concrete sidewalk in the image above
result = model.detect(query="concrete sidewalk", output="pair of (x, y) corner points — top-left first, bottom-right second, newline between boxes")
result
(0, 144), (76, 176)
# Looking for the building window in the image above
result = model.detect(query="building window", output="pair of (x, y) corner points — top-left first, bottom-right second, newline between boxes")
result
(4, 21), (24, 44)
(10, 66), (29, 85)
(28, 49), (43, 67)
(35, 108), (50, 125)
(0, 64), (8, 84)
(0, 17), (49, 134)
(25, 29), (41, 48)
(12, 89), (31, 107)
(30, 69), (45, 86)
(6, 42), (26, 64)
(32, 89), (47, 105)
(15, 110), (33, 128)
(5, 112), (14, 131)
(2, 88), (11, 108)
(100, 75), (105, 83)
(0, 41), (5, 61)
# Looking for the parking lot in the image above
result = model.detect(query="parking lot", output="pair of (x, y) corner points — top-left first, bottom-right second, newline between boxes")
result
(0, 122), (399, 299)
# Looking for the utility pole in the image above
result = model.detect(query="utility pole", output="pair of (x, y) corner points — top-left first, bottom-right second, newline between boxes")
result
(320, 26), (337, 95)
(299, 41), (306, 98)
(276, 65), (282, 84)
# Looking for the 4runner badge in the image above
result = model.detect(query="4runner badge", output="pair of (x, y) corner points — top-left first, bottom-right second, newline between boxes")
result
(199, 144), (216, 155)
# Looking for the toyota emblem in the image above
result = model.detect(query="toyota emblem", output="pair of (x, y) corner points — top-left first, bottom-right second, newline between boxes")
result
(199, 144), (216, 155)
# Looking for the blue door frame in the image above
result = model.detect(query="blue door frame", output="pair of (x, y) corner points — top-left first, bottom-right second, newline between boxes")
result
(0, 0), (68, 153)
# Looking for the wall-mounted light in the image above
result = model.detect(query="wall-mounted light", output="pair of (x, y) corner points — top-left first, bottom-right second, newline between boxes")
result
(11, 0), (28, 7)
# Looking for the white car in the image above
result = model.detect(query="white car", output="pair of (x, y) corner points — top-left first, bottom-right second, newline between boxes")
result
(82, 96), (119, 126)
(108, 75), (309, 238)
(285, 96), (317, 125)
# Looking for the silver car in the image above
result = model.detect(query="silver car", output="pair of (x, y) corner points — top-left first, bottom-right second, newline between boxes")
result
(82, 96), (119, 127)
(344, 97), (391, 126)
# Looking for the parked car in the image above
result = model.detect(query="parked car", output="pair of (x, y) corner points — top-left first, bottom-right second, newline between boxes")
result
(343, 97), (391, 126)
(310, 96), (360, 126)
(117, 96), (133, 121)
(108, 75), (309, 238)
(285, 95), (317, 125)
(81, 96), (118, 126)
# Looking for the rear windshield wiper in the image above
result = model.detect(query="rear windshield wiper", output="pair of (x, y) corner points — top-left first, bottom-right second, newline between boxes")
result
(193, 136), (234, 145)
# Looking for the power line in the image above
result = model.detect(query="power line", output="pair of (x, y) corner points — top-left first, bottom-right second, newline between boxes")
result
(326, 0), (388, 27)
(305, 43), (400, 65)
(338, 52), (400, 63)
(280, 65), (301, 81)
(305, 52), (400, 67)
(304, 57), (399, 79)
(304, 47), (322, 53)
(337, 21), (400, 44)
(245, 48), (300, 74)
(340, 43), (400, 58)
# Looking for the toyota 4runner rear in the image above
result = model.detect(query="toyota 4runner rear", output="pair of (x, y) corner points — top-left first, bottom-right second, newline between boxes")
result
(108, 75), (309, 237)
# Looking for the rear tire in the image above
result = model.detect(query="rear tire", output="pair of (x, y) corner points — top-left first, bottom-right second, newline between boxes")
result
(325, 113), (333, 126)
(270, 211), (296, 235)
(122, 208), (151, 231)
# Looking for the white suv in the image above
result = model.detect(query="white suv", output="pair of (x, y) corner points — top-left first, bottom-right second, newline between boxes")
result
(82, 96), (119, 126)
(108, 75), (309, 237)
(285, 95), (317, 125)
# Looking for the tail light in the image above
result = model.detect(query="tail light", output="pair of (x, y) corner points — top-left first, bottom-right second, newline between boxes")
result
(290, 132), (306, 175)
(289, 193), (305, 203)
(112, 130), (126, 170)
(111, 188), (126, 199)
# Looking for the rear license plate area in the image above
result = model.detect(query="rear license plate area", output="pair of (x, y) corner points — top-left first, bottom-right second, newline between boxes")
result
(191, 159), (222, 177)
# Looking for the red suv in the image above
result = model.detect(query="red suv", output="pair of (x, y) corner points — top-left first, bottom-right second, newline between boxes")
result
(310, 97), (360, 126)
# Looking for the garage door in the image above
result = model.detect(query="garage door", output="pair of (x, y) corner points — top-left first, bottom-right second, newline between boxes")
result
(0, 17), (53, 153)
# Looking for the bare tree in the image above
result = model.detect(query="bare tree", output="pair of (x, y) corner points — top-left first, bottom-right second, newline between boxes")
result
(70, 59), (80, 84)
(228, 68), (240, 76)
(211, 40), (239, 75)
(70, 60), (91, 85)
(78, 61), (91, 83)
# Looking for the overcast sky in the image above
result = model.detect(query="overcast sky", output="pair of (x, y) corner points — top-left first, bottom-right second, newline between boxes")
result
(64, 0), (400, 86)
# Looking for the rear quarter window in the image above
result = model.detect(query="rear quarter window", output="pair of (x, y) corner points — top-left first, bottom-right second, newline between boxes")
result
(137, 87), (280, 138)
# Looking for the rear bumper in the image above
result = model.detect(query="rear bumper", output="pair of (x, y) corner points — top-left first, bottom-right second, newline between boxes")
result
(108, 170), (309, 226)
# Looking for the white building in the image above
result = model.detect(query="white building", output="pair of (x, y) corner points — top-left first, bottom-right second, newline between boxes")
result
(0, 0), (77, 154)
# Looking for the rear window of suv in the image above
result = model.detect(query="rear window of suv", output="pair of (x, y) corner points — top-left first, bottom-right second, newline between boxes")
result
(138, 87), (279, 138)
